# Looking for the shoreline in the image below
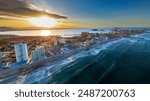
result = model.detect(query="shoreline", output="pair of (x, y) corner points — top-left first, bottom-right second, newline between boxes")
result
(0, 32), (144, 80)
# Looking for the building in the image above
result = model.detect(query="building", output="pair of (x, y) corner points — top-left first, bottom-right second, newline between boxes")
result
(14, 43), (28, 63)
(54, 38), (58, 46)
(0, 52), (3, 58)
(32, 47), (45, 62)
(60, 47), (70, 54)
(61, 37), (66, 44)
(0, 62), (10, 69)
(81, 32), (90, 37)
(105, 37), (108, 41)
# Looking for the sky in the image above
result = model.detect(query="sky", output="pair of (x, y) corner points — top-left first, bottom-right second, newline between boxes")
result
(0, 0), (150, 28)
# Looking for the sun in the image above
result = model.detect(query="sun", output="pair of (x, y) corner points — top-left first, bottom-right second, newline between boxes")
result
(28, 16), (58, 27)
(41, 30), (51, 36)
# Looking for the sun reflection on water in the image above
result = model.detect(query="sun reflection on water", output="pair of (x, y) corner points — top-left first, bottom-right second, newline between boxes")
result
(40, 30), (51, 36)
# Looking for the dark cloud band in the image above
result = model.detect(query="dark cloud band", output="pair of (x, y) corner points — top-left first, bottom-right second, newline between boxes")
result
(0, 0), (68, 19)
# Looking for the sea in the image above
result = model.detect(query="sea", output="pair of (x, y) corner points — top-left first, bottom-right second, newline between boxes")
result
(0, 28), (150, 84)
(0, 27), (146, 37)
(46, 32), (150, 84)
(0, 28), (111, 37)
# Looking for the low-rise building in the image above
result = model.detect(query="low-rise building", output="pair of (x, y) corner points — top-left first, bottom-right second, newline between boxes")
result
(0, 62), (10, 69)
(81, 32), (90, 37)
(60, 47), (70, 54)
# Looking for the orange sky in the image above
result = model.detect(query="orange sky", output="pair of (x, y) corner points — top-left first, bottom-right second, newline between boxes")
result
(0, 18), (102, 28)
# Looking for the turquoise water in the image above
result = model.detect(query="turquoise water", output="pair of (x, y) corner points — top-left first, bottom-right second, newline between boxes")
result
(48, 33), (150, 84)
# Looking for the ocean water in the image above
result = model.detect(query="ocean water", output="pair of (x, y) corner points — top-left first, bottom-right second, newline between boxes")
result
(0, 27), (146, 36)
(47, 33), (150, 84)
(0, 28), (111, 36)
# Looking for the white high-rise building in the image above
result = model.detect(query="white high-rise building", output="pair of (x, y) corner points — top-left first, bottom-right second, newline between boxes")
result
(14, 43), (28, 63)
(32, 47), (45, 62)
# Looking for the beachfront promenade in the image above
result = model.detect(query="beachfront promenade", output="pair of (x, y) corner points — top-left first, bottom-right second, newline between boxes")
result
(0, 47), (87, 80)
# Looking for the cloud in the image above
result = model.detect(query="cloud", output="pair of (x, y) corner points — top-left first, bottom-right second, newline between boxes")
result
(0, 0), (68, 20)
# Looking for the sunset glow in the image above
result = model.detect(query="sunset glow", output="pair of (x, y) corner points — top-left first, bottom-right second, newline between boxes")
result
(40, 30), (51, 36)
(28, 16), (58, 27)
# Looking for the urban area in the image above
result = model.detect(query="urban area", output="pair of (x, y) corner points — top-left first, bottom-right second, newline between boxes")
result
(0, 28), (149, 78)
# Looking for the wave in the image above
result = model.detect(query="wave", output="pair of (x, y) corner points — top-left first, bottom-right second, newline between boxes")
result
(48, 33), (150, 84)
(6, 33), (150, 84)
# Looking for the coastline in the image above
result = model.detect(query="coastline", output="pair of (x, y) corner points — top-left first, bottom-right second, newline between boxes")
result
(0, 31), (145, 80)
